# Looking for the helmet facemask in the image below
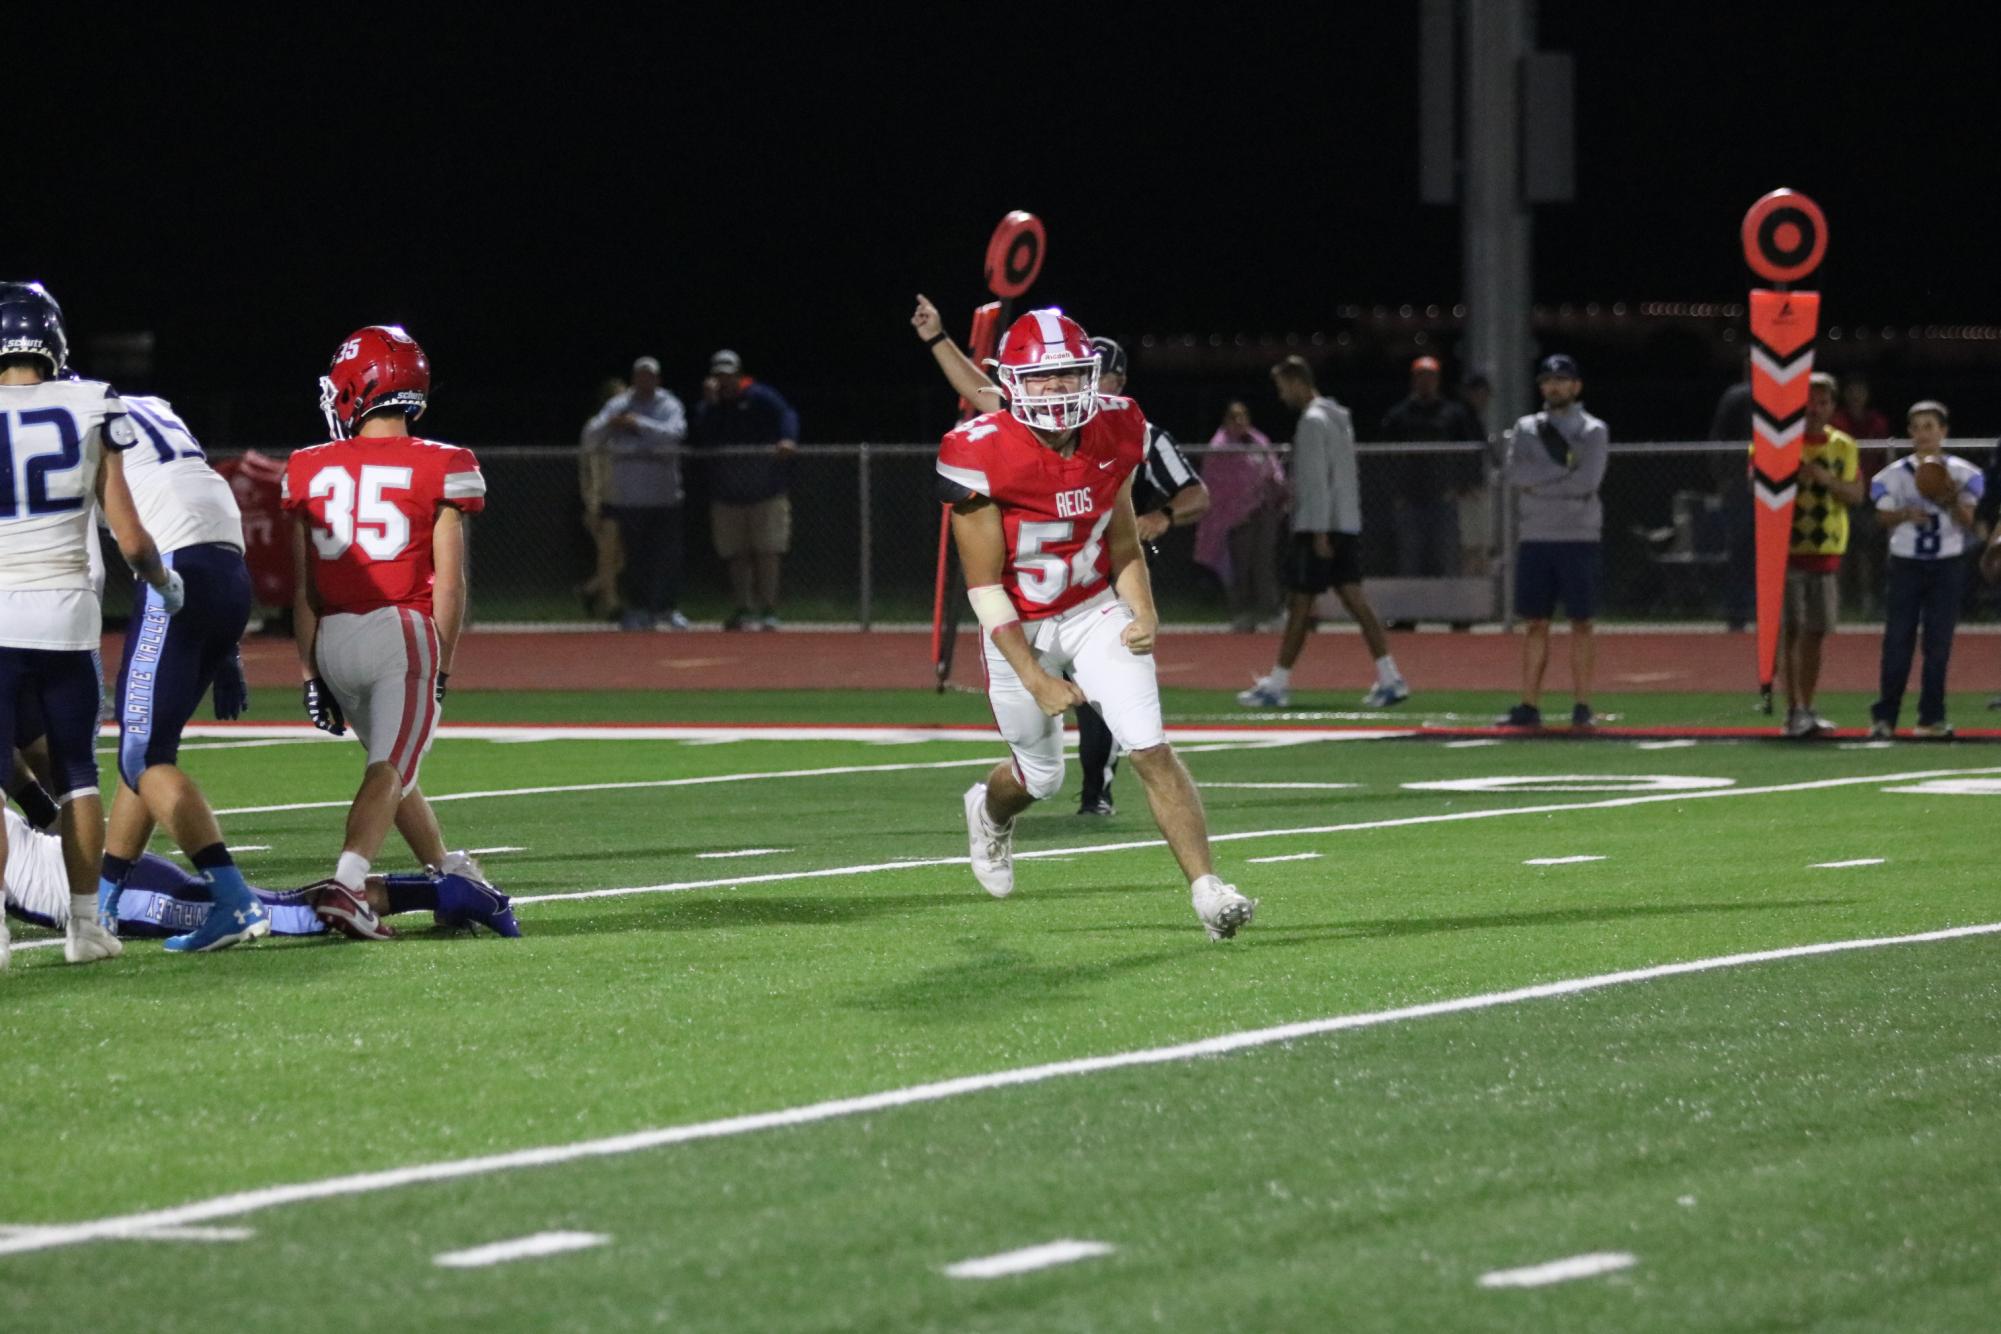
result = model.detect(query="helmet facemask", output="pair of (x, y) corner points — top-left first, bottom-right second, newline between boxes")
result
(999, 356), (1101, 432)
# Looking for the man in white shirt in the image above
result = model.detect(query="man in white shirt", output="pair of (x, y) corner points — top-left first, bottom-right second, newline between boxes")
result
(1867, 400), (1983, 738)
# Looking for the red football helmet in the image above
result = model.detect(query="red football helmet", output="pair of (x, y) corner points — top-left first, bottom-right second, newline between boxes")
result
(994, 308), (1100, 431)
(319, 325), (430, 438)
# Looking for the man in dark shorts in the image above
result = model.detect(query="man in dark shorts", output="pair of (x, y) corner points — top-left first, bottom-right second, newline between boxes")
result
(1238, 357), (1405, 710)
(1498, 354), (1609, 728)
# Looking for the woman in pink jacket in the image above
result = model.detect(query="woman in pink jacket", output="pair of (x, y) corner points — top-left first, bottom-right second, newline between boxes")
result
(1195, 402), (1288, 631)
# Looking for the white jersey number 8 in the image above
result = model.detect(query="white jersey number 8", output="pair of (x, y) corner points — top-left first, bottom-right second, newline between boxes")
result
(307, 464), (414, 561)
(1012, 510), (1115, 605)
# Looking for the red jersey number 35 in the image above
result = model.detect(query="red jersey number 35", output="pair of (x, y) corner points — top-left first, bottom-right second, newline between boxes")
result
(307, 463), (413, 561)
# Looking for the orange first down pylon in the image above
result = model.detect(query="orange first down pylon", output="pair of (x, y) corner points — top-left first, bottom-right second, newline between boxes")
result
(1742, 189), (1828, 697)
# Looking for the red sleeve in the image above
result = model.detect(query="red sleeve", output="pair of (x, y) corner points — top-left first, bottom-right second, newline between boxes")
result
(280, 453), (306, 511)
(937, 420), (997, 498)
(438, 445), (487, 514)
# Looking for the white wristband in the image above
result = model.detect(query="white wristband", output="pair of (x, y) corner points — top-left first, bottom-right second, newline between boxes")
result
(967, 583), (1020, 633)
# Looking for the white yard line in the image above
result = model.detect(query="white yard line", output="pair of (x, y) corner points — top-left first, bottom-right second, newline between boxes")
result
(432, 1231), (608, 1269)
(469, 846), (528, 855)
(1813, 858), (1885, 869)
(1478, 1252), (1636, 1289)
(1203, 782), (1358, 791)
(0, 1224), (251, 1243)
(1635, 739), (1699, 750)
(1246, 853), (1324, 865)
(1, 920), (1994, 1258)
(508, 766), (2001, 907)
(1443, 739), (1503, 749)
(143, 722), (1412, 746)
(696, 849), (792, 860)
(944, 1240), (1115, 1279)
(208, 739), (1329, 819)
(1524, 856), (1606, 866)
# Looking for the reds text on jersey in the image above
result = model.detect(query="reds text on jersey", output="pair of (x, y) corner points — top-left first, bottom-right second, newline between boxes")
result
(937, 395), (1146, 619)
(281, 434), (486, 616)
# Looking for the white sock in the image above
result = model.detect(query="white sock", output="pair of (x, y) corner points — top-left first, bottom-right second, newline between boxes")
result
(335, 851), (371, 893)
(1266, 666), (1292, 690)
(1375, 654), (1402, 685)
(70, 894), (97, 928)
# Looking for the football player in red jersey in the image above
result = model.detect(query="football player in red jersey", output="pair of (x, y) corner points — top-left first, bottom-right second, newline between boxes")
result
(282, 326), (490, 939)
(937, 310), (1255, 939)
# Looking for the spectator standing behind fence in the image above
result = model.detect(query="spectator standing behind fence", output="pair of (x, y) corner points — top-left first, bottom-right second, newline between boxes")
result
(1498, 354), (1609, 730)
(1237, 357), (1407, 710)
(1778, 373), (1865, 737)
(1381, 355), (1484, 577)
(584, 357), (689, 631)
(1867, 400), (1982, 739)
(693, 349), (798, 630)
(576, 376), (627, 621)
(1195, 402), (1287, 631)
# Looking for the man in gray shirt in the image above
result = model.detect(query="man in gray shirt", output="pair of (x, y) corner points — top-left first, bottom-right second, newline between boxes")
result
(1238, 356), (1407, 709)
(584, 356), (690, 630)
(1498, 354), (1610, 728)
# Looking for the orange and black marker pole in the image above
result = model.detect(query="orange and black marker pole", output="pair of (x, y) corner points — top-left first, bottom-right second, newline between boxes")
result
(934, 212), (1045, 690)
(1741, 189), (1828, 705)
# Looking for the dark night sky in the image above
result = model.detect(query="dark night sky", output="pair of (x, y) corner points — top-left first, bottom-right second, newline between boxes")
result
(12, 5), (1999, 444)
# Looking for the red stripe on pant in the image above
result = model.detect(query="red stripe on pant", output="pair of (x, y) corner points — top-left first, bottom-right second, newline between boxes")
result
(387, 610), (435, 786)
(402, 615), (441, 789)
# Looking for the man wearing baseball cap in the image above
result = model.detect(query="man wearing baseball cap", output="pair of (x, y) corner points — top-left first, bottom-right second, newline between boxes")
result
(692, 349), (801, 630)
(1380, 355), (1485, 579)
(1497, 354), (1609, 729)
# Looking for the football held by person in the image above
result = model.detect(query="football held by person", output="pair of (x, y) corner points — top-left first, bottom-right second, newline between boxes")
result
(936, 310), (1255, 939)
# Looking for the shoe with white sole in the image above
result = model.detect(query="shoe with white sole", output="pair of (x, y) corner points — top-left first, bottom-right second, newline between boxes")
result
(1867, 719), (1893, 739)
(1807, 711), (1838, 736)
(1361, 679), (1410, 708)
(1782, 707), (1813, 738)
(311, 879), (397, 940)
(1191, 875), (1257, 941)
(1912, 721), (1955, 739)
(1236, 676), (1289, 708)
(964, 783), (1015, 898)
(64, 914), (124, 964)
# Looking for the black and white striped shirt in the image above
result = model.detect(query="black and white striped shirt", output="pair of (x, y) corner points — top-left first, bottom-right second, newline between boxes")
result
(1133, 421), (1200, 516)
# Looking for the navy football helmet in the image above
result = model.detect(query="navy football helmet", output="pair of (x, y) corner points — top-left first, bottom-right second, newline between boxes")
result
(1090, 335), (1128, 382)
(0, 281), (69, 376)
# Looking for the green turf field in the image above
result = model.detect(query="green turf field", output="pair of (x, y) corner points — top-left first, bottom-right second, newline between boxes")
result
(4, 692), (1999, 1331)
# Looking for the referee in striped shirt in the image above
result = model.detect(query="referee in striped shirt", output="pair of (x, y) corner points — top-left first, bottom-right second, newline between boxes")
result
(911, 298), (1209, 814)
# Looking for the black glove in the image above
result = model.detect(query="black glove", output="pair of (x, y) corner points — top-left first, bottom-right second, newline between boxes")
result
(434, 671), (450, 706)
(213, 651), (250, 720)
(303, 677), (346, 735)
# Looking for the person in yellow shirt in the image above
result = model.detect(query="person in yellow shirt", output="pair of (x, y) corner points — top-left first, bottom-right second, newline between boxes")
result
(1782, 372), (1866, 735)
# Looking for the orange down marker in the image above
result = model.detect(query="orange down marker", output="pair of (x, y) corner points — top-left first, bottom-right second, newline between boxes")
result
(1742, 189), (1828, 696)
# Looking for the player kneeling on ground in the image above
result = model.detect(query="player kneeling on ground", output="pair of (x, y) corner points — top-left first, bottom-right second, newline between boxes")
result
(938, 310), (1255, 940)
(284, 326), (487, 940)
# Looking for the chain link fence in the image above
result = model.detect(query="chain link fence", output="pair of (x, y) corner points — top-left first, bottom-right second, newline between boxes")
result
(106, 439), (1995, 631)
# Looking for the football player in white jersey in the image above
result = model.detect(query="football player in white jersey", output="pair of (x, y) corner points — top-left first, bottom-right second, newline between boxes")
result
(96, 387), (269, 952)
(0, 281), (184, 970)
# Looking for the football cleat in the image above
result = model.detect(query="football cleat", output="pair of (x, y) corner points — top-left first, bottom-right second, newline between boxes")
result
(164, 900), (272, 954)
(1570, 702), (1596, 730)
(1236, 676), (1290, 709)
(64, 914), (124, 964)
(1361, 679), (1410, 708)
(1191, 875), (1257, 941)
(1867, 719), (1894, 739)
(1912, 721), (1955, 739)
(1782, 707), (1814, 738)
(964, 782), (1016, 898)
(1498, 703), (1542, 728)
(1807, 711), (1838, 736)
(1077, 796), (1115, 817)
(438, 850), (487, 883)
(310, 879), (397, 941)
(433, 873), (520, 938)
